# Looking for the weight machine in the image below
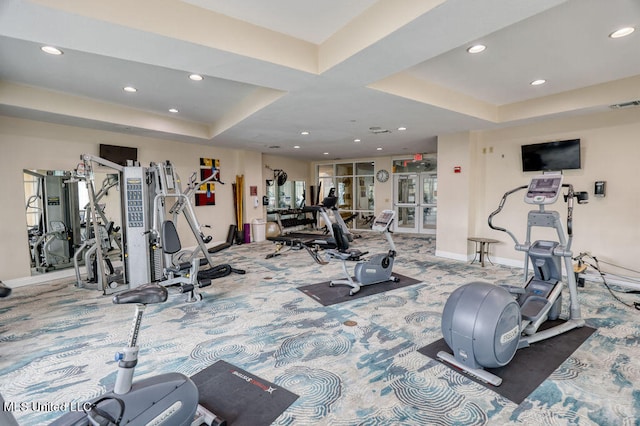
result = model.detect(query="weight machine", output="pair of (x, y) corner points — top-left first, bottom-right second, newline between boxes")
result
(25, 169), (82, 273)
(70, 155), (243, 299)
(73, 173), (123, 287)
(74, 155), (128, 293)
(146, 161), (244, 302)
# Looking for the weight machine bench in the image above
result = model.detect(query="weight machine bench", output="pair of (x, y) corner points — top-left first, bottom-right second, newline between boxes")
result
(159, 220), (212, 302)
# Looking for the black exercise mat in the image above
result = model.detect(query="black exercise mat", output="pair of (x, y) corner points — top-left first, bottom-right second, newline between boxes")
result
(418, 320), (596, 404)
(297, 273), (422, 306)
(192, 360), (299, 426)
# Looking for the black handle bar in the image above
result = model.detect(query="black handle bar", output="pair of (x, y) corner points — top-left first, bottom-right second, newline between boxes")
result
(563, 183), (574, 237)
(488, 183), (577, 241)
(487, 185), (528, 233)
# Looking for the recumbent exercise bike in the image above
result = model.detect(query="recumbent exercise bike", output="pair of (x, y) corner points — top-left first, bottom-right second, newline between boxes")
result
(307, 209), (399, 295)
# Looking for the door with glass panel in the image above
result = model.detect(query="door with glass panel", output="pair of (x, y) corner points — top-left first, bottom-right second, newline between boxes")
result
(393, 172), (437, 234)
(421, 173), (437, 233)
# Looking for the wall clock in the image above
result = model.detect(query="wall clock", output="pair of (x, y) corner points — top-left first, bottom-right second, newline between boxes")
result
(376, 169), (390, 182)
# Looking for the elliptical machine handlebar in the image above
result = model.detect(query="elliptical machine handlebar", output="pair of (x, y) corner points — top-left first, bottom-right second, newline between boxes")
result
(488, 181), (586, 245)
(488, 185), (528, 245)
(561, 183), (589, 237)
(563, 183), (575, 237)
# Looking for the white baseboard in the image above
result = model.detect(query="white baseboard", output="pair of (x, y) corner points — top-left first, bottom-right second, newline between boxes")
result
(4, 268), (78, 288)
(434, 250), (526, 269)
(4, 241), (233, 289)
(489, 256), (526, 268)
(435, 250), (472, 262)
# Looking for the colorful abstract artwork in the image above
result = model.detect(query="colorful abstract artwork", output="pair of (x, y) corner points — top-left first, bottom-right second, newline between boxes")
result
(196, 157), (220, 206)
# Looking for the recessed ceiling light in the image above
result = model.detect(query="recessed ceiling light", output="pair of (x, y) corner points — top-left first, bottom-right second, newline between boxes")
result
(467, 44), (486, 54)
(41, 46), (63, 55)
(189, 74), (204, 81)
(609, 27), (635, 39)
(123, 86), (137, 93)
(376, 147), (383, 151)
(323, 152), (329, 155)
(169, 108), (179, 113)
(301, 131), (310, 135)
(293, 145), (300, 149)
(397, 127), (407, 131)
(530, 79), (546, 86)
(354, 139), (361, 143)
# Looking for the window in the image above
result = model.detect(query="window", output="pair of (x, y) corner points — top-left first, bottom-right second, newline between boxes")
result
(316, 162), (375, 230)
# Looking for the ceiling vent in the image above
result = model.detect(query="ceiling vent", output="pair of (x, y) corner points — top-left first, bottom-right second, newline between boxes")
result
(369, 126), (391, 135)
(610, 100), (640, 109)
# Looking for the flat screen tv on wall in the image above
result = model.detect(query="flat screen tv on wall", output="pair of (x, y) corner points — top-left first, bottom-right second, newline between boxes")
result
(521, 139), (581, 172)
(99, 144), (138, 167)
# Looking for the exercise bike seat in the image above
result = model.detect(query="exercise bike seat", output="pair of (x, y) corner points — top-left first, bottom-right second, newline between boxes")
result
(0, 282), (11, 298)
(113, 284), (168, 305)
(327, 248), (366, 261)
(328, 223), (367, 260)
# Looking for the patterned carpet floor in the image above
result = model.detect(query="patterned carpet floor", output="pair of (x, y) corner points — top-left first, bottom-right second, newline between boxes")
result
(1, 232), (639, 425)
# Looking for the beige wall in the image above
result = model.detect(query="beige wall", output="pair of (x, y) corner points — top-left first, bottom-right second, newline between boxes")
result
(237, 150), (267, 227)
(438, 107), (640, 273)
(435, 132), (476, 260)
(0, 117), (309, 281)
(263, 153), (312, 189)
(374, 157), (394, 217)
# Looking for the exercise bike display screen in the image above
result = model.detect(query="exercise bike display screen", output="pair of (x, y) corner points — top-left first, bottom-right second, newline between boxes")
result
(525, 175), (563, 205)
(372, 211), (395, 231)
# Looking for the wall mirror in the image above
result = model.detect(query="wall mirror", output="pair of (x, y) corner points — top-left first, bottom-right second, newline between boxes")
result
(24, 168), (123, 277)
(265, 180), (306, 210)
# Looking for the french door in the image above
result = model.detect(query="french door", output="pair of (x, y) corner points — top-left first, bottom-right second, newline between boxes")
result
(393, 173), (437, 234)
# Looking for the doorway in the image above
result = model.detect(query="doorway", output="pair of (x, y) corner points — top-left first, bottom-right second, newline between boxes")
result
(393, 172), (437, 235)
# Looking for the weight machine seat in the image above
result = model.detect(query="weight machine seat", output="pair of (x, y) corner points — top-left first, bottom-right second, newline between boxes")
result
(161, 220), (197, 273)
(301, 195), (338, 212)
(161, 220), (182, 255)
(113, 283), (168, 305)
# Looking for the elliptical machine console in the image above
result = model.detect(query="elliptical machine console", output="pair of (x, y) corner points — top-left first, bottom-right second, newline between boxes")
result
(524, 174), (563, 204)
(438, 173), (587, 386)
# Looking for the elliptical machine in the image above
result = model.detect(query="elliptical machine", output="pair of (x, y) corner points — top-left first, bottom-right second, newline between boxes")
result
(437, 173), (588, 386)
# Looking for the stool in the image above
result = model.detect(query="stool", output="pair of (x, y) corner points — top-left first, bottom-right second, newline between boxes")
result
(573, 263), (587, 287)
(468, 237), (500, 267)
